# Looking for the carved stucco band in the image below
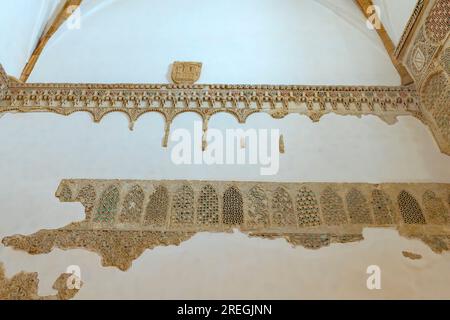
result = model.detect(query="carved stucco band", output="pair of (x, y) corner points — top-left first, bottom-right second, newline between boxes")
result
(0, 64), (8, 90)
(394, 0), (427, 60)
(0, 63), (423, 149)
(3, 179), (450, 271)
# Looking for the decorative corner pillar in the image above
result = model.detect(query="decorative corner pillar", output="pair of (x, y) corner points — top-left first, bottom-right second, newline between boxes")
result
(399, 0), (450, 155)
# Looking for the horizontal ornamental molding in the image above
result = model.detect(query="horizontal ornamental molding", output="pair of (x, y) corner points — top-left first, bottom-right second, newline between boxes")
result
(0, 64), (423, 148)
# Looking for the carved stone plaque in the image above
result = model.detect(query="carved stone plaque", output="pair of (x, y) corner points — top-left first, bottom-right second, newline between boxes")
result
(171, 61), (202, 84)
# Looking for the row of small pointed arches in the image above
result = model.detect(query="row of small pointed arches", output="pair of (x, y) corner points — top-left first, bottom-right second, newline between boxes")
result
(58, 184), (450, 228)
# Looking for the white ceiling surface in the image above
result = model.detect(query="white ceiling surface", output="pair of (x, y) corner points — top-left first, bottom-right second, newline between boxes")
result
(373, 0), (418, 45)
(0, 0), (415, 85)
(0, 0), (61, 79)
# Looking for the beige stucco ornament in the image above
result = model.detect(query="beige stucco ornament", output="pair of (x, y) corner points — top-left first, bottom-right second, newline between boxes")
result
(171, 61), (202, 84)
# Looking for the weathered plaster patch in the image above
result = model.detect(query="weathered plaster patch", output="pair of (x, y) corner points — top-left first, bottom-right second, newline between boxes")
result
(402, 251), (423, 260)
(0, 262), (81, 300)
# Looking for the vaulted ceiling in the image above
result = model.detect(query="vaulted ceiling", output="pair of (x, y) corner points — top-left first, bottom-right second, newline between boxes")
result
(0, 0), (418, 85)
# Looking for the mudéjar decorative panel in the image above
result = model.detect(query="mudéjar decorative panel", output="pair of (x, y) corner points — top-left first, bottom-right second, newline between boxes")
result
(3, 179), (449, 271)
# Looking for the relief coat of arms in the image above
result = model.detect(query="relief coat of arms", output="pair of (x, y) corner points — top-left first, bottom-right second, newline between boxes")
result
(171, 61), (202, 85)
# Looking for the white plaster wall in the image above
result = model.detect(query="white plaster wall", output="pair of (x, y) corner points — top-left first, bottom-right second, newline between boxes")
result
(1, 112), (450, 299)
(1, 0), (450, 299)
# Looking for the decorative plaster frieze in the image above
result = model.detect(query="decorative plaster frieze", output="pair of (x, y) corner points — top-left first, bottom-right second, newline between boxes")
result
(3, 179), (449, 271)
(0, 64), (422, 148)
